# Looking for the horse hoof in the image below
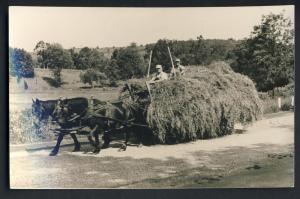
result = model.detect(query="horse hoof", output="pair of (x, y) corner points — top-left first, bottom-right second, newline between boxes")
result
(49, 151), (58, 156)
(101, 144), (109, 149)
(72, 148), (80, 152)
(93, 148), (100, 154)
(118, 145), (127, 152)
(138, 144), (143, 148)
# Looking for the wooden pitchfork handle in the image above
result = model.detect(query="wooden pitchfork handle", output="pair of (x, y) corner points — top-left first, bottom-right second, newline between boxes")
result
(145, 81), (153, 102)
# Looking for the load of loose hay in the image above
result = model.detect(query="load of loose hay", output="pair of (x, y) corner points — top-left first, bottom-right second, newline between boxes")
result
(121, 61), (262, 144)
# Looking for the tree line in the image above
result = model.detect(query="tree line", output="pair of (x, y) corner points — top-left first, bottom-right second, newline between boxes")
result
(9, 12), (294, 93)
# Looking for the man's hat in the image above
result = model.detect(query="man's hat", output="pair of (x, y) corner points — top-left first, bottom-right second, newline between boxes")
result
(175, 58), (180, 62)
(156, 64), (162, 69)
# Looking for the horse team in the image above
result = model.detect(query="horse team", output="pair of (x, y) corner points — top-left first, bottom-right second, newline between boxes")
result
(31, 84), (148, 156)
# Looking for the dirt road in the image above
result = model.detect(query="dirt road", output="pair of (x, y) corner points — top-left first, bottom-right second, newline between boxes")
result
(10, 111), (294, 188)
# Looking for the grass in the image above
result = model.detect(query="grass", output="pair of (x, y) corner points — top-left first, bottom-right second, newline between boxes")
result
(42, 77), (65, 88)
(262, 97), (294, 114)
(10, 68), (104, 91)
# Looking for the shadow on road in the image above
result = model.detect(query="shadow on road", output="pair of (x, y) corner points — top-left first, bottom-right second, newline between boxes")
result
(11, 143), (294, 188)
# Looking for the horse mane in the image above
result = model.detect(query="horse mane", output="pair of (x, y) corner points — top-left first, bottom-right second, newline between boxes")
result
(37, 99), (57, 109)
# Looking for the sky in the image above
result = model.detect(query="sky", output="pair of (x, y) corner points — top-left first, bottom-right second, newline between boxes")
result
(9, 6), (294, 52)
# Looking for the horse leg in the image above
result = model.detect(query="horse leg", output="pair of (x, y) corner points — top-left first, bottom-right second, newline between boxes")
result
(50, 133), (64, 156)
(136, 126), (143, 148)
(119, 127), (130, 152)
(101, 130), (111, 149)
(101, 121), (111, 149)
(93, 131), (101, 154)
(70, 133), (81, 152)
(87, 135), (95, 147)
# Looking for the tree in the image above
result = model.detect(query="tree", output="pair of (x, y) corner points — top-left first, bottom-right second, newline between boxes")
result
(144, 37), (238, 72)
(192, 35), (212, 65)
(80, 68), (108, 88)
(69, 48), (80, 69)
(104, 59), (122, 81)
(76, 47), (108, 70)
(110, 43), (146, 80)
(34, 41), (74, 85)
(9, 47), (35, 78)
(149, 39), (173, 73)
(230, 12), (294, 92)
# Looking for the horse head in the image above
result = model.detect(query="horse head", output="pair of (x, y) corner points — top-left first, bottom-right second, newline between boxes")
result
(123, 83), (150, 101)
(31, 98), (45, 127)
(32, 98), (40, 117)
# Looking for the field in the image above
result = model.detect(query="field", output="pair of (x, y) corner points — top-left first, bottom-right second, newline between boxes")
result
(9, 67), (294, 188)
(9, 68), (120, 110)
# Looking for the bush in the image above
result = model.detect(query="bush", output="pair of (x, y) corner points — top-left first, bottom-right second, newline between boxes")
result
(122, 61), (263, 144)
(52, 68), (62, 85)
(109, 79), (119, 87)
(80, 69), (108, 87)
(261, 96), (293, 114)
(273, 83), (294, 97)
(261, 99), (280, 114)
(258, 92), (270, 100)
(10, 109), (55, 144)
(281, 103), (291, 111)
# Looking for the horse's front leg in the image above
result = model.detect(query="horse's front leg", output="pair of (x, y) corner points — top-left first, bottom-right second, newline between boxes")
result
(101, 129), (111, 149)
(135, 126), (143, 148)
(70, 133), (81, 152)
(93, 131), (101, 154)
(50, 133), (64, 156)
(119, 126), (130, 152)
(90, 125), (100, 154)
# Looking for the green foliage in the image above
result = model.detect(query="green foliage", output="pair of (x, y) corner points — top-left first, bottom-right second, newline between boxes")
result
(80, 68), (108, 87)
(52, 68), (62, 85)
(230, 12), (294, 92)
(69, 48), (80, 69)
(261, 96), (293, 114)
(145, 37), (239, 74)
(273, 83), (294, 97)
(34, 41), (74, 85)
(281, 98), (292, 111)
(148, 39), (174, 73)
(109, 43), (146, 80)
(9, 47), (35, 78)
(259, 82), (294, 114)
(73, 47), (108, 70)
(34, 41), (74, 69)
(30, 37), (239, 83)
(261, 99), (280, 114)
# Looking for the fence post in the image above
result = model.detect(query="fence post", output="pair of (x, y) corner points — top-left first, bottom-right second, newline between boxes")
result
(278, 97), (281, 109)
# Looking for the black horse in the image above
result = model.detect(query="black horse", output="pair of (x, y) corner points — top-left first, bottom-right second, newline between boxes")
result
(32, 97), (105, 155)
(98, 83), (151, 151)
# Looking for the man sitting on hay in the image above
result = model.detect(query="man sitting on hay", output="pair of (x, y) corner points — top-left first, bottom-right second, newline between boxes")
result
(171, 58), (185, 77)
(148, 64), (168, 84)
